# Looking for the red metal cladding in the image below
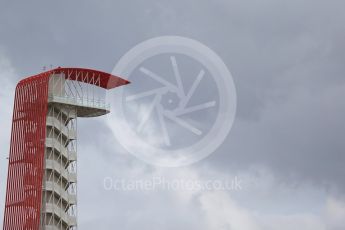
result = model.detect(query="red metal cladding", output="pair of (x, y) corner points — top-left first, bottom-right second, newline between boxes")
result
(3, 68), (129, 229)
(19, 67), (130, 89)
(3, 74), (49, 230)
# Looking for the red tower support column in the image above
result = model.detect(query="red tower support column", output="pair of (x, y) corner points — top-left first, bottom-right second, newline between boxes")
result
(3, 75), (49, 229)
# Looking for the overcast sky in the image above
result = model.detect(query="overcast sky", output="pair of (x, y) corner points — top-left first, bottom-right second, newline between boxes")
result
(1, 0), (345, 229)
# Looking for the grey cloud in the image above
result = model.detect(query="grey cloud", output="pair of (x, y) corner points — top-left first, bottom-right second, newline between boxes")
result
(1, 0), (345, 229)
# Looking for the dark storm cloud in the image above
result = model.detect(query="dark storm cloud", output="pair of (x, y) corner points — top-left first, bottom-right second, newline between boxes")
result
(200, 0), (345, 190)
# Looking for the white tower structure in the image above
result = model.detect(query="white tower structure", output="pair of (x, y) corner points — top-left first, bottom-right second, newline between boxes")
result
(41, 71), (128, 229)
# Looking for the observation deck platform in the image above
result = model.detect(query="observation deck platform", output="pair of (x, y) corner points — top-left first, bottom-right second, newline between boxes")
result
(48, 95), (110, 117)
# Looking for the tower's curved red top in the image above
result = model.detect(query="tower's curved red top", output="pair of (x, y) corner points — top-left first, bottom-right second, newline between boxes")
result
(19, 67), (130, 89)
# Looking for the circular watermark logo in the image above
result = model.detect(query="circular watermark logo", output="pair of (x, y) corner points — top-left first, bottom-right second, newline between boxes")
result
(107, 36), (236, 167)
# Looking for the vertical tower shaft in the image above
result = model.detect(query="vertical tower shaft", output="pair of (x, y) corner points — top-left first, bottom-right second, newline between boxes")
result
(41, 104), (77, 229)
(3, 68), (129, 230)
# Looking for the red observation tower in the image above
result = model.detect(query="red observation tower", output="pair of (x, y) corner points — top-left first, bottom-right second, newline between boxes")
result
(3, 67), (129, 230)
